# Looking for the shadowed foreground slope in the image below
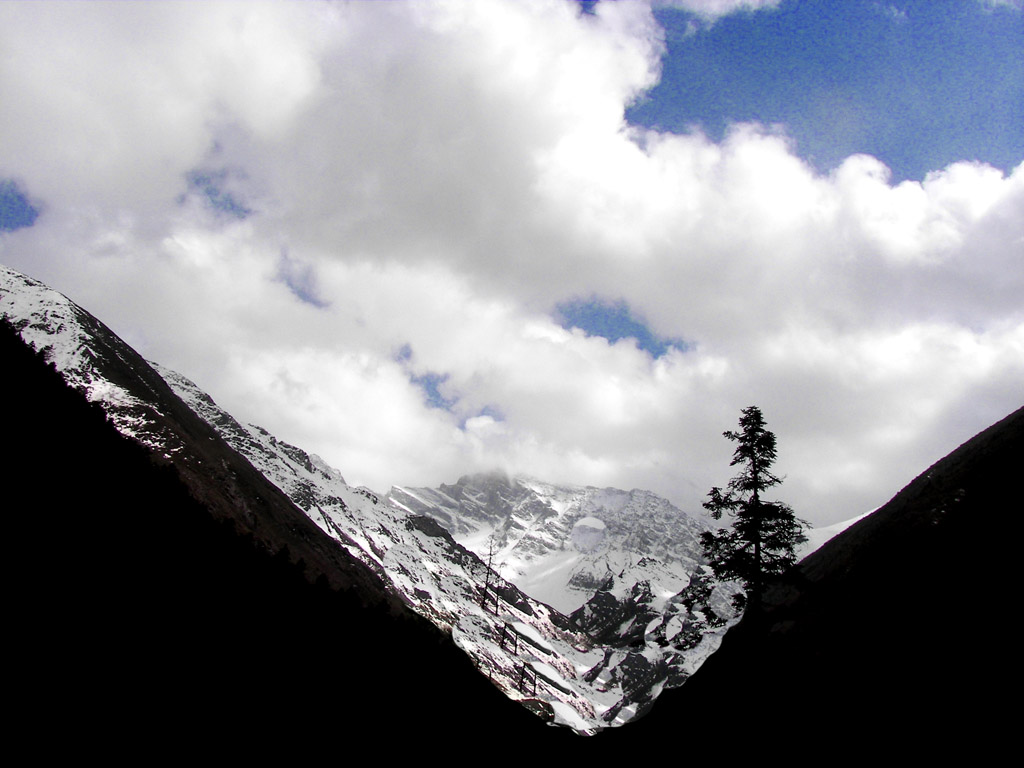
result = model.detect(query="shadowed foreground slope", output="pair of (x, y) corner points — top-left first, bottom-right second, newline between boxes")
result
(628, 404), (1022, 757)
(2, 321), (582, 755)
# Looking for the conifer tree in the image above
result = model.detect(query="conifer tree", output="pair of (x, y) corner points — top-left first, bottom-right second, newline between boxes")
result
(701, 406), (808, 612)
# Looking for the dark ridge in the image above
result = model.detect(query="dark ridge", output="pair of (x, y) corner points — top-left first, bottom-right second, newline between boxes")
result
(625, 404), (1022, 759)
(1, 320), (594, 756)
(5, 285), (400, 601)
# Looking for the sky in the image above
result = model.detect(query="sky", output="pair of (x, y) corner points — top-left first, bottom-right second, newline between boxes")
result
(1, 0), (1021, 527)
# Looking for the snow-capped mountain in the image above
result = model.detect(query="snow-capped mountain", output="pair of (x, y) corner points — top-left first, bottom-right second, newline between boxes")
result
(0, 263), (734, 733)
(389, 473), (710, 615)
(153, 362), (633, 731)
(390, 473), (740, 709)
(8, 260), (1016, 758)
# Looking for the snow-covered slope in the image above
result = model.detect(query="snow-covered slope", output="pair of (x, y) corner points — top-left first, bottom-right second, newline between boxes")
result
(0, 267), (188, 457)
(389, 473), (710, 614)
(153, 366), (742, 729)
(390, 472), (742, 706)
(1, 263), (734, 733)
(154, 363), (614, 724)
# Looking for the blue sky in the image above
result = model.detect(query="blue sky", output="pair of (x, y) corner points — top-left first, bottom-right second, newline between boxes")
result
(2, 1), (1022, 526)
(181, 168), (253, 220)
(628, 0), (1023, 182)
(564, 0), (1022, 352)
(0, 180), (39, 233)
(556, 298), (687, 358)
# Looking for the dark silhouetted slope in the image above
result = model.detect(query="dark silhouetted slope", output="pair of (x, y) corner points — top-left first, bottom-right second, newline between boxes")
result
(2, 320), (588, 756)
(628, 404), (1022, 758)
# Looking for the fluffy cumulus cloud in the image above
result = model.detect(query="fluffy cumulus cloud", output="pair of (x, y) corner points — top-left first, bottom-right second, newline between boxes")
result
(1, 1), (1021, 526)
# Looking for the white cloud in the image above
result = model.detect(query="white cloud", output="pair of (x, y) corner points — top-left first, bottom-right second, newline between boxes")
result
(653, 0), (783, 20)
(979, 0), (1023, 11)
(1, 0), (1021, 527)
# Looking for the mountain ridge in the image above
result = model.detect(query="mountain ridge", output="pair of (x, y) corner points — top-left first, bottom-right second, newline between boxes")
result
(2, 262), (727, 735)
(2, 313), (547, 756)
(4, 261), (1015, 755)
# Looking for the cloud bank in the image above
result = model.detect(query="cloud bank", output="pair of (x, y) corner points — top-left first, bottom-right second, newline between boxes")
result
(2, 1), (1021, 526)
